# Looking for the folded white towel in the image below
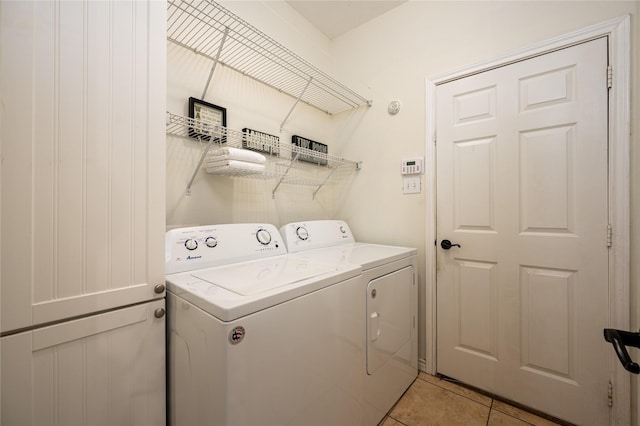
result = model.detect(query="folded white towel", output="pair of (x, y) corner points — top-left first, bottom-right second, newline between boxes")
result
(207, 147), (266, 164)
(205, 159), (266, 174)
(204, 157), (267, 169)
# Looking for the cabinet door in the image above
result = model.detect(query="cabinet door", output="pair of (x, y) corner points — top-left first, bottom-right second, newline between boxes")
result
(1, 299), (166, 426)
(0, 0), (166, 332)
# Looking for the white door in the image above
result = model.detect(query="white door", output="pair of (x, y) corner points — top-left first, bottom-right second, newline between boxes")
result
(1, 299), (166, 426)
(436, 38), (609, 425)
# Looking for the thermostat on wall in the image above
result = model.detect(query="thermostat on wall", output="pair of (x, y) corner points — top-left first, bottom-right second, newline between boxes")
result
(401, 157), (424, 175)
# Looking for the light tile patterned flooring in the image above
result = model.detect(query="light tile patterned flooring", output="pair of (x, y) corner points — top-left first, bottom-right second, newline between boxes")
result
(380, 373), (564, 426)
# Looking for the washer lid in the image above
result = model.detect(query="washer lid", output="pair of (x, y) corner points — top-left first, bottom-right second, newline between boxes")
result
(191, 255), (341, 296)
(166, 255), (362, 321)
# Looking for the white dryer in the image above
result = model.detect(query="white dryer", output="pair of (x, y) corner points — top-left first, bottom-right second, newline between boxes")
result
(280, 220), (418, 425)
(165, 223), (366, 426)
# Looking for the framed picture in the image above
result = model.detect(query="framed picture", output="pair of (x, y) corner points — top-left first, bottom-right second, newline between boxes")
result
(188, 97), (227, 141)
(242, 128), (280, 156)
(292, 135), (328, 166)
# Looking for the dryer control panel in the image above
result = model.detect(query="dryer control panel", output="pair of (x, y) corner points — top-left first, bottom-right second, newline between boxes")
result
(280, 220), (355, 253)
(165, 223), (286, 274)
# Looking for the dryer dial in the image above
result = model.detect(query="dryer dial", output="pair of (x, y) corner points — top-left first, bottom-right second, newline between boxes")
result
(296, 226), (309, 241)
(205, 236), (218, 248)
(256, 229), (272, 245)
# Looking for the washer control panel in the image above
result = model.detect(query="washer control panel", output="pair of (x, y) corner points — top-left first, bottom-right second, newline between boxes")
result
(166, 223), (285, 274)
(280, 220), (355, 253)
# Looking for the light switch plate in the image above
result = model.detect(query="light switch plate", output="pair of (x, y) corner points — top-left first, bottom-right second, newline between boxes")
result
(403, 176), (421, 194)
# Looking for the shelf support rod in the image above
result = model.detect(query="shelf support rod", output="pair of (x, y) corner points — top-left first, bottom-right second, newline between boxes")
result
(280, 77), (312, 131)
(186, 137), (215, 196)
(312, 160), (361, 198)
(202, 27), (229, 99)
(272, 153), (299, 198)
(312, 165), (340, 199)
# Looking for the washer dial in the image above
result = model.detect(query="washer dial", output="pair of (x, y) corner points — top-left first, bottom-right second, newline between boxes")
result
(205, 236), (218, 248)
(184, 239), (198, 251)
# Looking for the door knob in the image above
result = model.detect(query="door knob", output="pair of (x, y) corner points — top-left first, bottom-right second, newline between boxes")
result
(441, 239), (461, 250)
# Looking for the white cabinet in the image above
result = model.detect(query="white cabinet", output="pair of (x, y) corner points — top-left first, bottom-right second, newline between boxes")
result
(1, 1), (166, 424)
(1, 300), (166, 426)
(0, 0), (166, 330)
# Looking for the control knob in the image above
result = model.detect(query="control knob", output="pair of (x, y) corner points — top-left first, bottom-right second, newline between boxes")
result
(184, 239), (198, 250)
(256, 229), (272, 245)
(296, 226), (309, 241)
(205, 236), (218, 248)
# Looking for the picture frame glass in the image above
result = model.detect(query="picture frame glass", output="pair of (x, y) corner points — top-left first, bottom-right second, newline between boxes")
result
(188, 97), (227, 140)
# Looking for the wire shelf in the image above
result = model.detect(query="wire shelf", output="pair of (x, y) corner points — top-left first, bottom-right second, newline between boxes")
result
(166, 112), (361, 197)
(167, 0), (372, 115)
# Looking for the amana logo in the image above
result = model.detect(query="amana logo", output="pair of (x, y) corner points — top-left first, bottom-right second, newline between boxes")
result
(229, 326), (245, 345)
(186, 255), (202, 260)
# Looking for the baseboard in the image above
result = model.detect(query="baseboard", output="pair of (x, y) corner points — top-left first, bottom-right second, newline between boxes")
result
(418, 358), (427, 373)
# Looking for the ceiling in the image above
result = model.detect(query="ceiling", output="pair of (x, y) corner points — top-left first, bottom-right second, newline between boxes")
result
(285, 1), (407, 39)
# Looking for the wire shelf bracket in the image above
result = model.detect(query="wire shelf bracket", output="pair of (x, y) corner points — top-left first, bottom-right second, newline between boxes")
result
(272, 152), (299, 199)
(186, 137), (215, 196)
(312, 164), (339, 199)
(281, 77), (312, 131)
(201, 26), (229, 99)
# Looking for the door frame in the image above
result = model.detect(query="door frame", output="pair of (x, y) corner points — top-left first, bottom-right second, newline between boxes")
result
(424, 15), (631, 424)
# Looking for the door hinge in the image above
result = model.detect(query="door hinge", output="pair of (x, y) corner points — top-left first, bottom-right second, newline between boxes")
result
(607, 65), (613, 89)
(607, 224), (613, 248)
(608, 381), (613, 407)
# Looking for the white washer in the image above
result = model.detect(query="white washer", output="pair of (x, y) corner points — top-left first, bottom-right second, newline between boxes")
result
(281, 220), (418, 425)
(165, 223), (366, 426)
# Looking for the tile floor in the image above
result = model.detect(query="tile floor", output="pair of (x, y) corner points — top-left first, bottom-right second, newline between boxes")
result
(380, 373), (565, 426)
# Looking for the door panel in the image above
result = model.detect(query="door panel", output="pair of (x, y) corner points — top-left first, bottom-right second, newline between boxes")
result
(1, 300), (166, 426)
(456, 259), (498, 360)
(520, 266), (577, 382)
(436, 38), (609, 425)
(455, 137), (496, 231)
(0, 0), (166, 332)
(520, 125), (575, 233)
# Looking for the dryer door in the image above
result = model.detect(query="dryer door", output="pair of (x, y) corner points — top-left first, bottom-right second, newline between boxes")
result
(366, 266), (414, 375)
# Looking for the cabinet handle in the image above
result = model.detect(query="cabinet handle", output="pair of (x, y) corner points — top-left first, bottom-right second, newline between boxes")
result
(154, 308), (166, 319)
(154, 284), (166, 294)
